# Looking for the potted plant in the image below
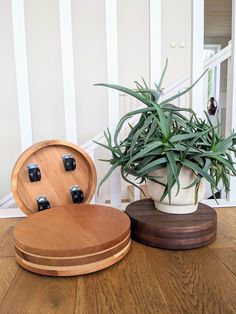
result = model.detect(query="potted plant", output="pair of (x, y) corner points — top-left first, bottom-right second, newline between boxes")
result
(95, 63), (236, 214)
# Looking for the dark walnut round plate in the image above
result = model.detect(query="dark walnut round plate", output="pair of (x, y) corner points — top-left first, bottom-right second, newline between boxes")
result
(126, 198), (217, 250)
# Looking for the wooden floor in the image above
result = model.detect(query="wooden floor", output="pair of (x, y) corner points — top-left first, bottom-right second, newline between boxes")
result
(0, 208), (236, 314)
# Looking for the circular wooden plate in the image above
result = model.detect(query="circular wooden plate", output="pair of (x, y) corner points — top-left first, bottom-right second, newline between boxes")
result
(14, 204), (131, 257)
(12, 140), (97, 215)
(14, 204), (131, 276)
(15, 234), (130, 267)
(125, 199), (217, 250)
(15, 241), (130, 277)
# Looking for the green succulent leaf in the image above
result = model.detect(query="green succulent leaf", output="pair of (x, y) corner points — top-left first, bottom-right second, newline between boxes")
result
(166, 151), (180, 194)
(95, 64), (236, 204)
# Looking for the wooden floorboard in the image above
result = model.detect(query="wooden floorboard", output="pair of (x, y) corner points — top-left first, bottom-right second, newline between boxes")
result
(144, 245), (236, 313)
(211, 247), (236, 277)
(0, 257), (19, 305)
(75, 241), (171, 314)
(209, 208), (236, 249)
(0, 270), (78, 314)
(0, 208), (236, 313)
(0, 219), (22, 257)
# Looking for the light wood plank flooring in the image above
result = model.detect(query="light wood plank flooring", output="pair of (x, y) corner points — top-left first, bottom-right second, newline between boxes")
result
(0, 208), (236, 313)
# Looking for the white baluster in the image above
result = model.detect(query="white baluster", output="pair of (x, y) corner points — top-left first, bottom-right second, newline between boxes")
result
(88, 150), (96, 204)
(191, 0), (204, 119)
(226, 0), (236, 201)
(105, 0), (121, 208)
(11, 0), (32, 151)
(59, 0), (77, 144)
(150, 0), (162, 87)
(133, 186), (141, 201)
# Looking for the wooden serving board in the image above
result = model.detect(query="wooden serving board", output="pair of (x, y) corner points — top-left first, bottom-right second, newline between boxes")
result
(11, 140), (131, 276)
(125, 198), (217, 250)
(12, 140), (97, 215)
(15, 242), (130, 277)
(14, 204), (130, 257)
(15, 235), (130, 267)
(14, 204), (131, 276)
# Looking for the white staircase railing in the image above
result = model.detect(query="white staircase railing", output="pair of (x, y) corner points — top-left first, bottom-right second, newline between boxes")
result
(163, 43), (231, 100)
(0, 44), (232, 210)
(0, 193), (14, 208)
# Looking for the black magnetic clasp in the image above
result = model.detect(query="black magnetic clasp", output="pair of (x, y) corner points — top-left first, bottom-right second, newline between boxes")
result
(62, 154), (76, 171)
(27, 163), (41, 182)
(70, 185), (84, 203)
(36, 196), (51, 211)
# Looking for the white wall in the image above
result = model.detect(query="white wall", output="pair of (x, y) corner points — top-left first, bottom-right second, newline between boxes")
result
(25, 0), (66, 142)
(0, 0), (21, 199)
(117, 0), (150, 119)
(72, 0), (108, 145)
(118, 0), (150, 88)
(161, 0), (192, 87)
(0, 0), (193, 201)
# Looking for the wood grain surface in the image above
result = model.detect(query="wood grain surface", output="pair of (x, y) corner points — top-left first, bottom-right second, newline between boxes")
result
(15, 241), (130, 277)
(126, 199), (217, 249)
(11, 140), (97, 215)
(0, 267), (78, 314)
(15, 234), (130, 267)
(1, 208), (236, 313)
(14, 204), (130, 257)
(0, 218), (19, 257)
(0, 257), (19, 304)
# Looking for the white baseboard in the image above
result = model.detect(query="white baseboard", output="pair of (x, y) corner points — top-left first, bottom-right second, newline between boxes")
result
(0, 192), (14, 208)
(0, 208), (26, 218)
(201, 199), (236, 208)
(0, 204), (126, 219)
(0, 199), (235, 219)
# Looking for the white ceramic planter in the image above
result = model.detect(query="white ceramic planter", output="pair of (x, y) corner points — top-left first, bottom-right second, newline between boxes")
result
(147, 166), (206, 214)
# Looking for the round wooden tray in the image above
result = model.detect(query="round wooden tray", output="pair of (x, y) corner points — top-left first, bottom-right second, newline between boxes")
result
(15, 243), (130, 277)
(11, 140), (131, 276)
(14, 204), (131, 276)
(12, 140), (97, 215)
(125, 199), (217, 250)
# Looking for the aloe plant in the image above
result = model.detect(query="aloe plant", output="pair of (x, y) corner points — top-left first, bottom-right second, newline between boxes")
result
(94, 63), (236, 203)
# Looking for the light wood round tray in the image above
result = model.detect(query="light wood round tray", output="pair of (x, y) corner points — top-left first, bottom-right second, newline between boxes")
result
(11, 140), (131, 276)
(15, 243), (130, 277)
(12, 140), (97, 215)
(13, 204), (130, 276)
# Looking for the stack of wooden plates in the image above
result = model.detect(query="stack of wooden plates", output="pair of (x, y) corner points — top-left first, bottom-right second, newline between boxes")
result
(12, 141), (130, 276)
(126, 198), (216, 250)
(14, 204), (130, 276)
